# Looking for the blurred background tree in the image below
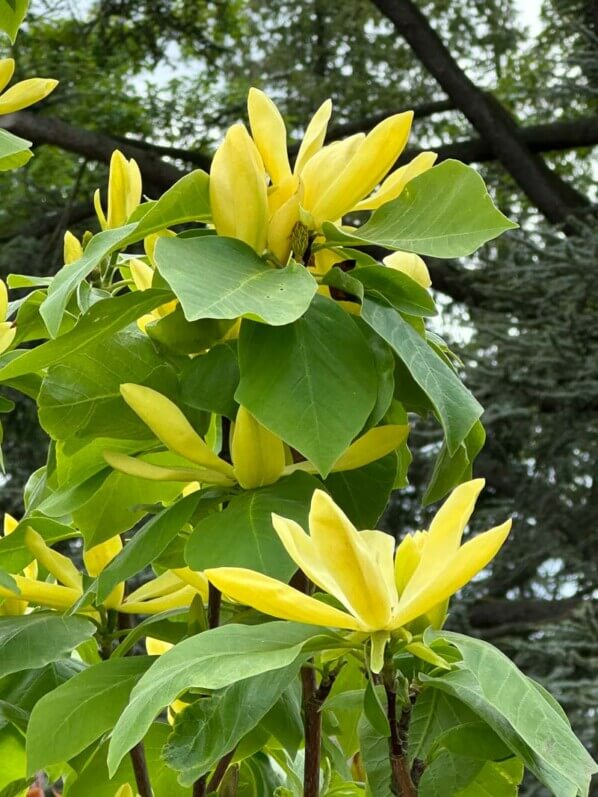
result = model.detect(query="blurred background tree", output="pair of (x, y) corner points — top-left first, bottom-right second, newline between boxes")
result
(0, 1), (596, 790)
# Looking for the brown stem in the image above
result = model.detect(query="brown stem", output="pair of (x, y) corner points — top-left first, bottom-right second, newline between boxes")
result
(384, 681), (416, 797)
(129, 742), (153, 797)
(301, 665), (337, 797)
(193, 583), (224, 795)
(207, 748), (237, 792)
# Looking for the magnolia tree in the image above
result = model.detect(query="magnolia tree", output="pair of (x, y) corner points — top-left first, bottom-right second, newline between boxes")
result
(0, 9), (595, 797)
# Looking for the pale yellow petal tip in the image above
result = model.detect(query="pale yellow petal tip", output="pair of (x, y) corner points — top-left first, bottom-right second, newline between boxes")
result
(145, 636), (173, 656)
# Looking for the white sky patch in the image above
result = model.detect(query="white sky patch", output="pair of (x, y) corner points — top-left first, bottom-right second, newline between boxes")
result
(514, 0), (544, 36)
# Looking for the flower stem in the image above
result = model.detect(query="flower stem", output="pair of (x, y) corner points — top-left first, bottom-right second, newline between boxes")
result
(384, 679), (416, 796)
(301, 665), (337, 797)
(129, 742), (153, 797)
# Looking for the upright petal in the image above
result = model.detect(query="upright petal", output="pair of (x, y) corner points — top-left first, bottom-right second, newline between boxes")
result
(248, 88), (292, 185)
(353, 151), (437, 211)
(393, 532), (423, 595)
(426, 478), (486, 560)
(206, 567), (361, 630)
(209, 123), (269, 253)
(301, 134), (365, 216)
(231, 406), (286, 489)
(393, 520), (511, 628)
(129, 258), (154, 291)
(308, 490), (393, 629)
(106, 150), (130, 229)
(359, 530), (398, 614)
(63, 231), (83, 265)
(0, 279), (8, 323)
(294, 98), (333, 175)
(84, 535), (124, 609)
(125, 157), (142, 218)
(309, 112), (413, 226)
(119, 384), (234, 477)
(0, 59), (15, 93)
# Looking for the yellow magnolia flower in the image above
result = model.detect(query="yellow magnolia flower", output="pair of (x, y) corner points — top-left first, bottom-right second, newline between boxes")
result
(206, 480), (511, 671)
(119, 567), (208, 614)
(0, 279), (15, 355)
(0, 58), (57, 116)
(63, 230), (84, 264)
(105, 384), (408, 489)
(209, 88), (435, 265)
(94, 150), (142, 230)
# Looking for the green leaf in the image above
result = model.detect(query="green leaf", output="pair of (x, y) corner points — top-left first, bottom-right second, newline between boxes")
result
(362, 298), (482, 454)
(423, 420), (486, 505)
(155, 235), (317, 325)
(180, 342), (239, 419)
(352, 266), (437, 317)
(26, 656), (152, 772)
(96, 491), (203, 603)
(358, 320), (395, 428)
(418, 752), (523, 797)
(409, 688), (479, 765)
(0, 128), (32, 171)
(423, 631), (597, 796)
(38, 328), (177, 442)
(236, 295), (377, 475)
(108, 622), (318, 775)
(322, 161), (517, 258)
(0, 728), (25, 793)
(163, 662), (302, 785)
(146, 306), (236, 355)
(37, 468), (110, 518)
(127, 169), (210, 241)
(65, 723), (190, 797)
(324, 454), (397, 528)
(0, 660), (83, 720)
(363, 680), (390, 738)
(0, 0), (28, 43)
(0, 289), (172, 382)
(260, 685), (303, 757)
(0, 613), (95, 678)
(358, 714), (392, 797)
(40, 224), (137, 337)
(433, 721), (512, 762)
(185, 472), (319, 579)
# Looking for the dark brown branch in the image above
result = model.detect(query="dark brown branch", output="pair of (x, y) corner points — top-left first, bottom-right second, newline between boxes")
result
(370, 0), (590, 223)
(129, 742), (153, 797)
(301, 666), (337, 797)
(384, 679), (416, 796)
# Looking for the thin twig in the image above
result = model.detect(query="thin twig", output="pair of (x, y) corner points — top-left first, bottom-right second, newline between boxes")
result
(129, 742), (153, 797)
(384, 680), (416, 797)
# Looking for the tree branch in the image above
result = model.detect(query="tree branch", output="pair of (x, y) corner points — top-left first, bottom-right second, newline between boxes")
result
(369, 0), (591, 223)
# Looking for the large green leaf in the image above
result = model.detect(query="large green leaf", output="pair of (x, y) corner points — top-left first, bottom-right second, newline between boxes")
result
(0, 128), (32, 171)
(0, 660), (83, 721)
(0, 614), (95, 678)
(107, 622), (318, 774)
(423, 420), (486, 505)
(424, 631), (597, 796)
(0, 289), (171, 382)
(0, 728), (25, 793)
(418, 752), (523, 797)
(155, 235), (317, 325)
(236, 295), (377, 475)
(180, 342), (239, 419)
(185, 472), (318, 579)
(0, 0), (28, 42)
(163, 662), (302, 785)
(409, 687), (479, 765)
(322, 161), (517, 258)
(127, 169), (210, 242)
(358, 714), (392, 797)
(40, 224), (137, 337)
(362, 298), (482, 454)
(96, 491), (204, 603)
(38, 329), (177, 441)
(26, 656), (152, 772)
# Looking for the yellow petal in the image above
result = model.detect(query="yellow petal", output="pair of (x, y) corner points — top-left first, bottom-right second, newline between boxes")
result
(393, 533), (423, 596)
(107, 150), (129, 229)
(393, 520), (511, 628)
(268, 189), (302, 264)
(3, 513), (18, 535)
(231, 406), (286, 489)
(0, 78), (58, 115)
(125, 158), (142, 218)
(93, 188), (108, 230)
(294, 99), (333, 175)
(103, 450), (233, 486)
(0, 279), (8, 322)
(119, 384), (234, 477)
(114, 785), (137, 797)
(126, 570), (183, 603)
(308, 490), (393, 629)
(330, 425), (409, 472)
(0, 322), (15, 355)
(84, 535), (124, 609)
(0, 59), (15, 94)
(383, 251), (431, 289)
(370, 630), (390, 674)
(24, 528), (82, 591)
(205, 567), (360, 630)
(120, 584), (199, 614)
(129, 258), (154, 291)
(247, 88), (292, 185)
(353, 151), (437, 211)
(172, 567), (209, 600)
(145, 636), (173, 656)
(209, 123), (269, 253)
(301, 134), (365, 217)
(63, 231), (83, 265)
(426, 478), (486, 563)
(359, 530), (397, 615)
(309, 112), (413, 226)
(3, 575), (80, 611)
